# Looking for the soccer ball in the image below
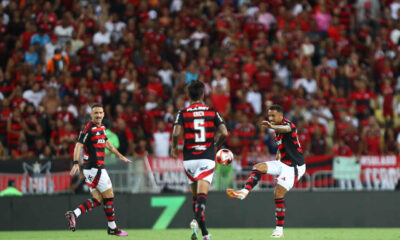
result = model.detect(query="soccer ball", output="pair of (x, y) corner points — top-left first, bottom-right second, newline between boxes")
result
(216, 149), (234, 166)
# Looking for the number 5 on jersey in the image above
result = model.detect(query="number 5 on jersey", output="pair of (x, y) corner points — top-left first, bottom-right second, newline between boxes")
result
(194, 119), (205, 143)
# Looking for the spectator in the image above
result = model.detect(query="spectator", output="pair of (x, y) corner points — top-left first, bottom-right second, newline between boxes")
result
(105, 13), (126, 43)
(211, 85), (231, 120)
(234, 114), (255, 149)
(257, 2), (276, 30)
(293, 69), (317, 95)
(309, 125), (329, 156)
(93, 24), (111, 46)
(0, 99), (11, 146)
(134, 138), (151, 158)
(246, 83), (262, 115)
(158, 61), (174, 88)
(383, 126), (398, 154)
(21, 104), (42, 147)
(24, 45), (39, 67)
(315, 4), (332, 33)
(7, 108), (24, 151)
(390, 0), (400, 19)
(30, 28), (50, 46)
(69, 32), (84, 56)
(42, 86), (61, 117)
(190, 24), (209, 50)
(100, 44), (113, 64)
(44, 35), (58, 63)
(11, 141), (34, 159)
(46, 49), (70, 76)
(114, 118), (135, 156)
(349, 80), (376, 120)
(54, 15), (74, 47)
(333, 138), (353, 157)
(361, 121), (382, 155)
(301, 36), (315, 58)
(211, 68), (230, 94)
(151, 120), (170, 157)
(185, 61), (199, 84)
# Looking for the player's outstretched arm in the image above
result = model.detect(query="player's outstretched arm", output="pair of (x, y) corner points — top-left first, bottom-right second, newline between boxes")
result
(261, 121), (291, 133)
(171, 124), (182, 158)
(105, 140), (132, 163)
(215, 124), (228, 149)
(70, 142), (83, 176)
(276, 150), (281, 160)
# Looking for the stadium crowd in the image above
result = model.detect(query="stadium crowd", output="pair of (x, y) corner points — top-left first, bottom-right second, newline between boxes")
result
(0, 0), (399, 168)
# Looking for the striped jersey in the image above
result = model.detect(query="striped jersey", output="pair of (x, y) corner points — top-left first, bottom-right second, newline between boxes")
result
(77, 122), (108, 169)
(174, 103), (225, 161)
(275, 118), (304, 166)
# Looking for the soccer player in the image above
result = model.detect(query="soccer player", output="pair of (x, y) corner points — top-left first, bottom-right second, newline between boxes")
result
(65, 104), (131, 236)
(226, 104), (306, 238)
(171, 81), (228, 240)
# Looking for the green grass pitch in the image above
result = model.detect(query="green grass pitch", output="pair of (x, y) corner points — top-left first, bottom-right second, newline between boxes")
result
(0, 228), (399, 240)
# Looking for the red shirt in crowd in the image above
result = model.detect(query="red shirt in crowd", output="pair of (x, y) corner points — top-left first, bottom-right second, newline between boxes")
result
(234, 123), (256, 147)
(211, 93), (230, 119)
(349, 90), (376, 114)
(333, 144), (353, 156)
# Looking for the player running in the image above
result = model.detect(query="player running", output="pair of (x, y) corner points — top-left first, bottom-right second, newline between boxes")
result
(226, 104), (306, 238)
(65, 104), (131, 236)
(171, 81), (228, 240)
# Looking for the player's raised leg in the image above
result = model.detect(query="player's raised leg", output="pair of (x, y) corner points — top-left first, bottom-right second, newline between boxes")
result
(102, 188), (128, 237)
(271, 185), (287, 238)
(65, 189), (103, 231)
(226, 162), (268, 200)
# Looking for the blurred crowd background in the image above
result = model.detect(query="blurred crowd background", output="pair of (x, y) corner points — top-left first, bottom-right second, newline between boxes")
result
(0, 0), (399, 168)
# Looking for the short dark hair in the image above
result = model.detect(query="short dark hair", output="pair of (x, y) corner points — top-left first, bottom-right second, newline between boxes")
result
(188, 81), (204, 101)
(7, 179), (15, 187)
(269, 104), (283, 113)
(91, 103), (103, 109)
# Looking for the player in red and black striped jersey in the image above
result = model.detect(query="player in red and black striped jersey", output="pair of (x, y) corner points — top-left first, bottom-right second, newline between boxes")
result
(65, 104), (131, 237)
(173, 102), (225, 161)
(273, 117), (305, 167)
(77, 121), (108, 169)
(171, 81), (228, 240)
(227, 104), (306, 238)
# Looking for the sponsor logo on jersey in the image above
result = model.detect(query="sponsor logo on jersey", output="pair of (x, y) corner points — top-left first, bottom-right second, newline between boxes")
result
(199, 166), (208, 171)
(191, 145), (207, 151)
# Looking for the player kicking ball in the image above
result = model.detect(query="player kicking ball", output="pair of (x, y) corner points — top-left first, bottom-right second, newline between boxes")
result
(226, 104), (306, 238)
(65, 104), (131, 236)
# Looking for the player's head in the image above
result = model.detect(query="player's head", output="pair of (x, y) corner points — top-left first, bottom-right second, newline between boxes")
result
(91, 103), (104, 125)
(268, 104), (284, 124)
(7, 179), (15, 187)
(188, 81), (204, 101)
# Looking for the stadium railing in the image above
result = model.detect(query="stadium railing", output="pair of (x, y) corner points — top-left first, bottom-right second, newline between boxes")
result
(1, 155), (398, 194)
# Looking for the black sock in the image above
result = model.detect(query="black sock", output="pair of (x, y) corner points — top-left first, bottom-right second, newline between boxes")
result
(192, 195), (197, 218)
(244, 170), (262, 192)
(275, 198), (285, 227)
(195, 193), (208, 236)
